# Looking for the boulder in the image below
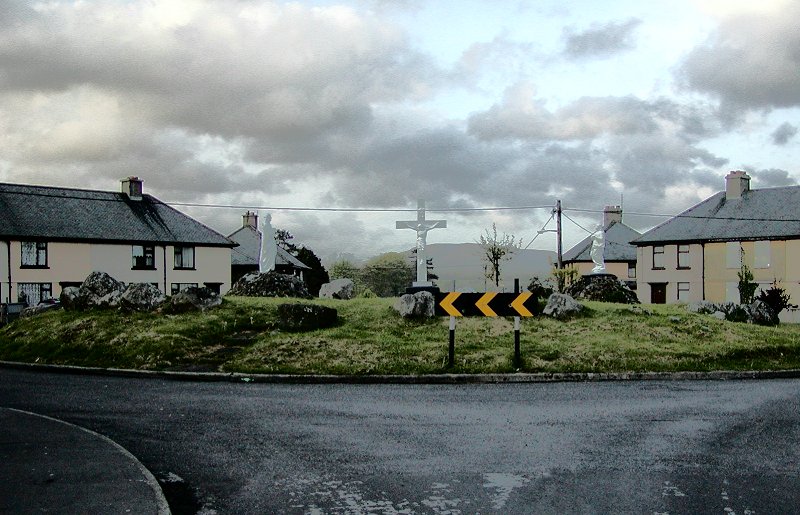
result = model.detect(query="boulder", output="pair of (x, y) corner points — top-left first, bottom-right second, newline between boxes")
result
(227, 271), (311, 299)
(687, 301), (718, 314)
(319, 279), (355, 300)
(168, 287), (223, 313)
(59, 286), (81, 310)
(119, 283), (167, 312)
(395, 291), (436, 318)
(277, 303), (338, 331)
(566, 275), (639, 304)
(543, 293), (584, 320)
(78, 271), (126, 309)
(748, 299), (778, 326)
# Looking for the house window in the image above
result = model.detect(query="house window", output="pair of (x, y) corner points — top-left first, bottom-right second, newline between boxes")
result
(754, 241), (770, 269)
(627, 263), (636, 279)
(652, 246), (665, 269)
(204, 282), (222, 295)
(132, 245), (155, 270)
(726, 242), (741, 269)
(677, 245), (691, 269)
(677, 282), (690, 302)
(21, 242), (48, 268)
(171, 283), (198, 295)
(17, 283), (52, 306)
(174, 246), (195, 269)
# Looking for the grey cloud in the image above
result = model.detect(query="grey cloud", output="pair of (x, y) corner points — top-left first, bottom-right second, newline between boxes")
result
(0, 1), (441, 143)
(562, 18), (641, 59)
(677, 3), (800, 109)
(468, 83), (721, 142)
(772, 122), (798, 145)
(749, 168), (797, 188)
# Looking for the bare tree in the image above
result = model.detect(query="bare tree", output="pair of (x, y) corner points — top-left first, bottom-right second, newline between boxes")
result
(478, 223), (518, 288)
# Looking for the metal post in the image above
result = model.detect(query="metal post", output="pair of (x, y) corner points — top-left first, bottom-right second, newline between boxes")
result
(448, 316), (456, 367)
(514, 278), (521, 366)
(556, 200), (563, 270)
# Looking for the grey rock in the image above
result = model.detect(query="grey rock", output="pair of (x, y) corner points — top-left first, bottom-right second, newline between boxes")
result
(543, 293), (584, 320)
(277, 303), (338, 331)
(59, 287), (81, 310)
(78, 271), (126, 309)
(227, 271), (311, 299)
(119, 283), (167, 312)
(319, 279), (355, 300)
(669, 316), (681, 323)
(169, 287), (222, 313)
(687, 301), (718, 314)
(712, 311), (726, 320)
(395, 291), (436, 318)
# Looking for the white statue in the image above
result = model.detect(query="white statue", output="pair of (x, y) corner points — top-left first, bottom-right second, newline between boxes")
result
(590, 224), (606, 274)
(259, 213), (277, 273)
(395, 200), (447, 286)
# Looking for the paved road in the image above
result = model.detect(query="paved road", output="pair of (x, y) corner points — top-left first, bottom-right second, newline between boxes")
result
(1, 368), (799, 514)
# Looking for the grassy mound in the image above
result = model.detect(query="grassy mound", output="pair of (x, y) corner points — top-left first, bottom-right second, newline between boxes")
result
(2, 297), (800, 375)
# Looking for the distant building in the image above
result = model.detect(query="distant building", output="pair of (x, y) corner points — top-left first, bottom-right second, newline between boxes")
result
(227, 212), (310, 284)
(0, 177), (236, 306)
(633, 171), (800, 322)
(563, 206), (641, 289)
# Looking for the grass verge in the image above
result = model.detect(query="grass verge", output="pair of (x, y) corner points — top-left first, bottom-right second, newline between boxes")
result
(2, 297), (800, 375)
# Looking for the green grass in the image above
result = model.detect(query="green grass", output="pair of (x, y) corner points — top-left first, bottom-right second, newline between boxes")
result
(2, 297), (800, 375)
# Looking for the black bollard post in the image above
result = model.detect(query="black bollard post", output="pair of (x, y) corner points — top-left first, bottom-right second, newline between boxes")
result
(514, 278), (521, 367)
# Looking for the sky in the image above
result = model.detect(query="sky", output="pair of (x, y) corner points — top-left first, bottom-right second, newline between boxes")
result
(1, 0), (798, 264)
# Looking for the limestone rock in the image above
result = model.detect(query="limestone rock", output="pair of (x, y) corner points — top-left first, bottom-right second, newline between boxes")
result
(395, 291), (436, 318)
(78, 271), (126, 309)
(566, 275), (639, 304)
(119, 283), (167, 312)
(168, 287), (223, 313)
(227, 271), (311, 299)
(543, 293), (584, 320)
(277, 303), (338, 331)
(59, 287), (81, 310)
(319, 279), (355, 300)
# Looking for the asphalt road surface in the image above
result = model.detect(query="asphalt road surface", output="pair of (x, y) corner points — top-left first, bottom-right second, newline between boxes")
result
(1, 368), (799, 514)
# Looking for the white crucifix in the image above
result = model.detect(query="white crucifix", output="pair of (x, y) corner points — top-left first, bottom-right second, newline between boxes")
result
(396, 199), (447, 287)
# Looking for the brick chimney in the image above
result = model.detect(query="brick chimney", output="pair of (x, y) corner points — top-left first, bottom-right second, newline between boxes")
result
(725, 171), (751, 200)
(121, 176), (143, 200)
(603, 205), (622, 228)
(243, 211), (258, 229)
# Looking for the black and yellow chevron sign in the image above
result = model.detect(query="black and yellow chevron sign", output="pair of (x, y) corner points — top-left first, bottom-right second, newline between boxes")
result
(435, 292), (539, 317)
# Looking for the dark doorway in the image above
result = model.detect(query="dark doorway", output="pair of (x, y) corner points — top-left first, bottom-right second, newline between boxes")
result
(650, 283), (667, 304)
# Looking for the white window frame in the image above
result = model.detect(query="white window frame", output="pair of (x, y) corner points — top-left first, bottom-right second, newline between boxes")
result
(754, 241), (770, 269)
(21, 241), (48, 268)
(677, 282), (690, 302)
(652, 245), (665, 269)
(677, 244), (691, 269)
(726, 241), (741, 269)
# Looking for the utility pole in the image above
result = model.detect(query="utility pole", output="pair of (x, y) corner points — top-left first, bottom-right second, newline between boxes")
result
(555, 200), (563, 269)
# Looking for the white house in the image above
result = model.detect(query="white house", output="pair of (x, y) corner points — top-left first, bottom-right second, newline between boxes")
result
(0, 177), (236, 305)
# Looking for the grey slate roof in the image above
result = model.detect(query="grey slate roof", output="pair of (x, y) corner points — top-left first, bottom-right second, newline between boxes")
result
(632, 185), (800, 245)
(563, 221), (641, 262)
(0, 182), (235, 247)
(228, 225), (310, 269)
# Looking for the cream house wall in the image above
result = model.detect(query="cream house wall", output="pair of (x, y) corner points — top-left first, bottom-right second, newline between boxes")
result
(566, 262), (633, 282)
(636, 243), (704, 303)
(1, 241), (9, 303)
(2, 241), (231, 304)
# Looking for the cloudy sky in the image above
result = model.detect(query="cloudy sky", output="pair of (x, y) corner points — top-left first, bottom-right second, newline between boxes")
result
(1, 0), (798, 263)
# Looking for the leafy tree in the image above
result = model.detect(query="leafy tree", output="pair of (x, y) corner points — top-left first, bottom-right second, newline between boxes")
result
(295, 246), (329, 297)
(757, 281), (797, 325)
(329, 259), (366, 294)
(275, 229), (298, 254)
(361, 252), (414, 297)
(551, 267), (579, 293)
(478, 223), (518, 287)
(737, 248), (758, 304)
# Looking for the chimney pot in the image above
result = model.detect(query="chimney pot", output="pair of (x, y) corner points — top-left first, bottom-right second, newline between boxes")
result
(603, 205), (623, 227)
(243, 211), (258, 229)
(725, 171), (750, 200)
(121, 176), (143, 200)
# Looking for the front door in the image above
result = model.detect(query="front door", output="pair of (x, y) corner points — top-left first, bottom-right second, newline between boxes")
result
(650, 283), (667, 304)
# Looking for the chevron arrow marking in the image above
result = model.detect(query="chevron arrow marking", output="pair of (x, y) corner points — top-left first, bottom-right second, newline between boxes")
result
(475, 292), (498, 317)
(439, 291), (462, 317)
(510, 292), (534, 317)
